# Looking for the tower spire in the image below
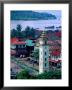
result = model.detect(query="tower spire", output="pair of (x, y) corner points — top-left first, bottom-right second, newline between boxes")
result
(40, 30), (47, 38)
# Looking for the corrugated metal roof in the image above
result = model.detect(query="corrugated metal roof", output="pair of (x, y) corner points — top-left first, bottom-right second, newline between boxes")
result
(25, 39), (35, 46)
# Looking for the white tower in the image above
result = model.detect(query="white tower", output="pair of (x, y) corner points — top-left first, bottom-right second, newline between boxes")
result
(39, 31), (49, 74)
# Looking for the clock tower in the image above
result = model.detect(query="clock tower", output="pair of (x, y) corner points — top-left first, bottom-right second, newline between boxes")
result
(39, 31), (49, 74)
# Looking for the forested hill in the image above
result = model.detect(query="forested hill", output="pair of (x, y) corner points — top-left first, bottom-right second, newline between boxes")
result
(11, 11), (56, 20)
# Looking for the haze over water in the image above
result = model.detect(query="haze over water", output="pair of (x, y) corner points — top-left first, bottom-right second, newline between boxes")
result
(11, 19), (61, 31)
(11, 10), (61, 31)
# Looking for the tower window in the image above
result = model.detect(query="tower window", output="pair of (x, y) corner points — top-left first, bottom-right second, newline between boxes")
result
(45, 63), (47, 67)
(49, 55), (51, 59)
(45, 52), (46, 55)
(45, 58), (47, 61)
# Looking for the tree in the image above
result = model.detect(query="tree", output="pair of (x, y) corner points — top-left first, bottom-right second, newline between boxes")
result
(24, 26), (31, 38)
(30, 28), (35, 38)
(31, 49), (39, 61)
(11, 29), (18, 38)
(16, 24), (23, 39)
(16, 69), (37, 79)
(24, 26), (36, 39)
(16, 24), (22, 32)
(11, 25), (36, 39)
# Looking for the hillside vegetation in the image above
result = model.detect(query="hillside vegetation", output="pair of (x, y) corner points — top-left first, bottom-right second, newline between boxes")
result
(11, 11), (56, 20)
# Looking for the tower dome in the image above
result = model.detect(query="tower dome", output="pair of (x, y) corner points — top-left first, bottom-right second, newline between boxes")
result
(39, 31), (48, 45)
(40, 31), (47, 38)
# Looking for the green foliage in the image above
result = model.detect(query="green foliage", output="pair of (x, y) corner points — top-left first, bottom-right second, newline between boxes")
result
(11, 29), (18, 38)
(24, 26), (31, 38)
(24, 26), (35, 38)
(16, 24), (23, 38)
(30, 28), (35, 38)
(16, 69), (30, 79)
(36, 70), (61, 79)
(16, 69), (37, 79)
(11, 25), (36, 39)
(11, 24), (24, 39)
(16, 69), (61, 79)
(11, 24), (61, 40)
(16, 24), (22, 32)
(31, 49), (39, 60)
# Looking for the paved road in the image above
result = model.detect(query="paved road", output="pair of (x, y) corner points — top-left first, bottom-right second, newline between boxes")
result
(11, 57), (39, 76)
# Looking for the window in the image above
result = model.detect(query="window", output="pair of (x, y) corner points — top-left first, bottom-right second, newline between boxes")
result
(18, 45), (22, 48)
(45, 52), (46, 55)
(49, 55), (51, 59)
(22, 45), (25, 48)
(18, 45), (20, 48)
(45, 58), (47, 61)
(45, 63), (47, 67)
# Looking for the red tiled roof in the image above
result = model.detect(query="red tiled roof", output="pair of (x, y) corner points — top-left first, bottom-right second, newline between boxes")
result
(47, 41), (54, 44)
(54, 40), (61, 44)
(55, 31), (61, 37)
(11, 38), (18, 43)
(12, 41), (26, 45)
(11, 38), (26, 45)
(50, 46), (61, 50)
(49, 59), (61, 63)
(51, 50), (61, 56)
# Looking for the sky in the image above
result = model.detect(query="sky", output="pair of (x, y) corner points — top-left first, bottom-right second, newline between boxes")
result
(33, 10), (61, 20)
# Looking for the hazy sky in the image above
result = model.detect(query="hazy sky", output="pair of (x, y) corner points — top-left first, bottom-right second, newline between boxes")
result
(33, 10), (61, 20)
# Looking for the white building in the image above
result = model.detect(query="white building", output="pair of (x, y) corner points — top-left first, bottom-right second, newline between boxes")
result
(39, 31), (49, 74)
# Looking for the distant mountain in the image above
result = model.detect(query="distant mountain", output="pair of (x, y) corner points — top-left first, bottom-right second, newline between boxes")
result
(11, 11), (57, 20)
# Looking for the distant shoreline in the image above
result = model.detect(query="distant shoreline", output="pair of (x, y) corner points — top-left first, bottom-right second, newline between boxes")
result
(11, 19), (57, 21)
